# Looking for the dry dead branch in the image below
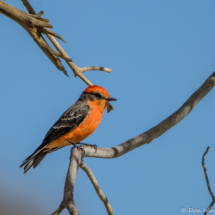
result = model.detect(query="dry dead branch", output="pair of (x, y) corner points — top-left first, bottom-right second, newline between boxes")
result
(0, 0), (112, 84)
(0, 0), (69, 76)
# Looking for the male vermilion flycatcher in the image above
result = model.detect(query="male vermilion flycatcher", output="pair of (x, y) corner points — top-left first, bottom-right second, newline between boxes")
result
(20, 85), (116, 174)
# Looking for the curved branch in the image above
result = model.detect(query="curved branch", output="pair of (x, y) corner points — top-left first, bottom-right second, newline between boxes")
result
(80, 162), (114, 215)
(80, 72), (215, 158)
(202, 147), (215, 215)
(80, 66), (112, 73)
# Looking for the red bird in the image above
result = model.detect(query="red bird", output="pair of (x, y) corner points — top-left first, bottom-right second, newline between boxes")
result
(20, 85), (116, 174)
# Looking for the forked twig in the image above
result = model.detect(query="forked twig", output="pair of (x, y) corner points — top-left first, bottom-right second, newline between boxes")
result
(21, 0), (112, 85)
(202, 147), (215, 215)
(0, 1), (69, 76)
(45, 32), (112, 85)
(0, 0), (112, 83)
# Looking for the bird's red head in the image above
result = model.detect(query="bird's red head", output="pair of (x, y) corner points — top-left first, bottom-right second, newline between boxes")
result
(84, 85), (117, 113)
(84, 85), (110, 98)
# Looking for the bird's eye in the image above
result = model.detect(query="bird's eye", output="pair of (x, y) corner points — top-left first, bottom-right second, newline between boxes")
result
(94, 93), (102, 98)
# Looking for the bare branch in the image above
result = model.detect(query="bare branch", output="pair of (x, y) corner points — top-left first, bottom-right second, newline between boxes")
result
(47, 35), (113, 85)
(52, 148), (84, 215)
(80, 66), (112, 73)
(46, 34), (93, 85)
(80, 72), (215, 158)
(0, 1), (52, 28)
(38, 27), (66, 42)
(202, 147), (215, 215)
(21, 0), (36, 15)
(1, 0), (112, 83)
(0, 1), (69, 76)
(64, 148), (84, 215)
(80, 162), (114, 215)
(21, 0), (111, 85)
(21, 1), (65, 43)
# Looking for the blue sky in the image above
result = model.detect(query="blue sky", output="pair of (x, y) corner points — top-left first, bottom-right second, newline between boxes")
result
(1, 0), (215, 214)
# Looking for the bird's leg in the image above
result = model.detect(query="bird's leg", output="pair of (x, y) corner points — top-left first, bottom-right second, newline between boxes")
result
(68, 140), (85, 155)
(68, 140), (76, 147)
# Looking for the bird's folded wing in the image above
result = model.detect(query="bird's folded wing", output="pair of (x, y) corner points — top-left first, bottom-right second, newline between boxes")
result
(36, 103), (90, 151)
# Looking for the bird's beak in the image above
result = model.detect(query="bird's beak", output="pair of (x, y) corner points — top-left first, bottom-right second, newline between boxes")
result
(106, 97), (117, 113)
(106, 97), (117, 101)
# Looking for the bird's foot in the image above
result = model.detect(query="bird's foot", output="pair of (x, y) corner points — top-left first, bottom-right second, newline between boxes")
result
(69, 141), (85, 155)
(77, 142), (97, 152)
(68, 141), (97, 153)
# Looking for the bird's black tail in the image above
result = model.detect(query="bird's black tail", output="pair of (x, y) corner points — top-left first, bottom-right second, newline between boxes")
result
(20, 147), (62, 174)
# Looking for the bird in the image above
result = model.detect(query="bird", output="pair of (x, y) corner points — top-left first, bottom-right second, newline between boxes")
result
(20, 85), (117, 174)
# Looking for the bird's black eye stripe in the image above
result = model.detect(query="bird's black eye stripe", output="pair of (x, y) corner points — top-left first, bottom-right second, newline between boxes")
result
(94, 92), (103, 98)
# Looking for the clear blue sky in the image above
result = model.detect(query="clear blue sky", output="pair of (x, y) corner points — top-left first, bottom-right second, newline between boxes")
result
(1, 0), (215, 214)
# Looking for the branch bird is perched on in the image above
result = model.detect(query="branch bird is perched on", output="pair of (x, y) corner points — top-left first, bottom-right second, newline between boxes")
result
(20, 85), (117, 174)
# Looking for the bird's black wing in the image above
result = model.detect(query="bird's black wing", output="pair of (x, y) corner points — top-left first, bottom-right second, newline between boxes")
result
(36, 102), (90, 151)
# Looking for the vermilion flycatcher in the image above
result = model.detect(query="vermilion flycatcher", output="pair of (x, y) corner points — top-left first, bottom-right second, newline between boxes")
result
(20, 85), (116, 174)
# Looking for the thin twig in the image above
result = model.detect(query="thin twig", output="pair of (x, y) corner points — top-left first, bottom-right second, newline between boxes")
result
(45, 34), (93, 85)
(46, 35), (112, 85)
(51, 201), (65, 215)
(39, 27), (66, 42)
(80, 162), (114, 215)
(80, 66), (112, 73)
(202, 147), (215, 215)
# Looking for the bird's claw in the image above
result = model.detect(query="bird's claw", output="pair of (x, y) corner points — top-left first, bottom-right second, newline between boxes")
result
(71, 145), (85, 156)
(93, 144), (98, 153)
(69, 141), (97, 154)
(76, 142), (97, 153)
(69, 141), (86, 155)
